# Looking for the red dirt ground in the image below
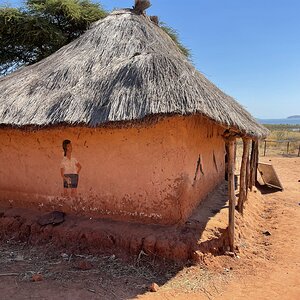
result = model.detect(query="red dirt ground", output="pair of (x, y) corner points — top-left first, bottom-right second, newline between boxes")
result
(0, 156), (299, 299)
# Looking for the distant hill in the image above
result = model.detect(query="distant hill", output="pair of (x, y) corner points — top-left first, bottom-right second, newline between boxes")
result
(287, 115), (300, 119)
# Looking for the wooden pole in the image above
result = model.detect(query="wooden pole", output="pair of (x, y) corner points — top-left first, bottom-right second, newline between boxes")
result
(246, 150), (250, 197)
(237, 138), (250, 215)
(287, 141), (290, 154)
(249, 140), (255, 191)
(263, 140), (267, 156)
(298, 144), (300, 157)
(253, 141), (259, 185)
(227, 137), (236, 252)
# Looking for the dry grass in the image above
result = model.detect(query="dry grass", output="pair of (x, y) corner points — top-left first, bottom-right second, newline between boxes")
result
(260, 125), (300, 156)
(0, 239), (229, 300)
(0, 239), (184, 288)
(236, 125), (300, 157)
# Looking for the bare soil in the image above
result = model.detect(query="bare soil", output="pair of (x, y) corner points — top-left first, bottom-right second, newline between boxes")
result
(0, 156), (299, 299)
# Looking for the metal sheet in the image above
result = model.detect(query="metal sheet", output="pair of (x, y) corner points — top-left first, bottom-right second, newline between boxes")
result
(258, 163), (284, 190)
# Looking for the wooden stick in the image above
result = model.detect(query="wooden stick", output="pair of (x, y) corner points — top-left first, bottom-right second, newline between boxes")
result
(227, 137), (236, 252)
(250, 140), (259, 188)
(249, 140), (255, 191)
(0, 273), (19, 276)
(263, 140), (267, 156)
(246, 149), (250, 197)
(237, 138), (250, 214)
(254, 141), (259, 185)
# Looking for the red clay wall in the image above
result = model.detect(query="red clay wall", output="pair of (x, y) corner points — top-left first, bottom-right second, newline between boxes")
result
(0, 115), (225, 224)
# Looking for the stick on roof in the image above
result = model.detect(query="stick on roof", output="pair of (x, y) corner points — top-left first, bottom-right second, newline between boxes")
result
(133, 0), (151, 14)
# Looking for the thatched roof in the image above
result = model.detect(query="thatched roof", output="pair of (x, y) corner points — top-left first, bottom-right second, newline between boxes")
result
(0, 8), (268, 138)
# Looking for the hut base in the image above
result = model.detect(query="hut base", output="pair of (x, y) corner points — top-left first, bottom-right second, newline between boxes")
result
(0, 182), (231, 262)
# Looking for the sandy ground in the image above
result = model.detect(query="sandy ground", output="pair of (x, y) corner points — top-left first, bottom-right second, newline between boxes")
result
(139, 156), (300, 300)
(0, 156), (299, 299)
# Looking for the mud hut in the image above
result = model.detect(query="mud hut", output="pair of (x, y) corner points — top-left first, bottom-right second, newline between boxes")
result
(0, 2), (267, 230)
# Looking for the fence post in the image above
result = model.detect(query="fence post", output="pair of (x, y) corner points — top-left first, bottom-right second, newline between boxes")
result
(287, 141), (290, 154)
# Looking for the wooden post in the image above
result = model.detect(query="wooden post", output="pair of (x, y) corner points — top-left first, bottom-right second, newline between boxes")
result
(249, 140), (255, 191)
(237, 138), (250, 215)
(249, 140), (259, 188)
(298, 144), (300, 157)
(254, 141), (259, 185)
(263, 140), (267, 156)
(246, 151), (250, 197)
(227, 137), (236, 252)
(287, 141), (290, 154)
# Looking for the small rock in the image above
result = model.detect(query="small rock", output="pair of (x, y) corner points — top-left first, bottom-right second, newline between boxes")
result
(191, 250), (204, 263)
(263, 231), (271, 236)
(149, 282), (159, 292)
(61, 253), (69, 260)
(76, 260), (93, 271)
(15, 255), (24, 261)
(225, 251), (235, 257)
(32, 274), (43, 282)
(37, 211), (65, 226)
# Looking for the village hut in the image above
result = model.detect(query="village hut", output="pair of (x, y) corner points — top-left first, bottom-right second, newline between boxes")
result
(0, 2), (268, 230)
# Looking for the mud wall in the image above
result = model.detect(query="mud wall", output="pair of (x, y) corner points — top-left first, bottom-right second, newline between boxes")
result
(0, 115), (225, 224)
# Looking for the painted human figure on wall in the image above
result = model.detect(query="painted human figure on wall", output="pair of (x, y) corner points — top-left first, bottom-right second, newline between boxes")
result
(60, 140), (82, 197)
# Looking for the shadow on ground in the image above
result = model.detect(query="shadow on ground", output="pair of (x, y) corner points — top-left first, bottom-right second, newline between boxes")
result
(0, 183), (229, 300)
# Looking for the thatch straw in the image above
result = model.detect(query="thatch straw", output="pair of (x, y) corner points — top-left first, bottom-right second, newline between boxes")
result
(0, 9), (268, 138)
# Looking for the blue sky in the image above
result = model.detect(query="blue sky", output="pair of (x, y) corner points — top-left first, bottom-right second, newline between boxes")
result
(3, 0), (300, 118)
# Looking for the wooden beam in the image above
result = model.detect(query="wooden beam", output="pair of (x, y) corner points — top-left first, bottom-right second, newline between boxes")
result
(237, 138), (250, 215)
(254, 141), (259, 185)
(249, 140), (259, 187)
(227, 137), (236, 252)
(249, 141), (255, 191)
(246, 149), (250, 197)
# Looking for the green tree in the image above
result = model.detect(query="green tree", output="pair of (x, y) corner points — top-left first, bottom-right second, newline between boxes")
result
(0, 0), (190, 76)
(0, 0), (107, 76)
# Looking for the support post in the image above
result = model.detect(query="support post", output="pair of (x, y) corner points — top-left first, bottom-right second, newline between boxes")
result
(246, 149), (250, 197)
(249, 139), (259, 189)
(254, 141), (259, 185)
(298, 144), (300, 157)
(287, 141), (290, 154)
(238, 138), (250, 215)
(264, 140), (267, 156)
(249, 140), (255, 191)
(227, 137), (236, 252)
